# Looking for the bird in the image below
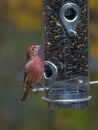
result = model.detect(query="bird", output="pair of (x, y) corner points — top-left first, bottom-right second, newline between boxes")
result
(20, 45), (44, 102)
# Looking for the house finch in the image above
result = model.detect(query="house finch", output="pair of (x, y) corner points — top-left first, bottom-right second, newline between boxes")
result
(20, 45), (44, 102)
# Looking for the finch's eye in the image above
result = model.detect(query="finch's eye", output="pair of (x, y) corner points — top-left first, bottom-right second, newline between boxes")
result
(32, 48), (34, 50)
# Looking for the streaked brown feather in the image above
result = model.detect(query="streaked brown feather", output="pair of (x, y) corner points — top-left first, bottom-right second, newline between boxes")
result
(21, 55), (43, 102)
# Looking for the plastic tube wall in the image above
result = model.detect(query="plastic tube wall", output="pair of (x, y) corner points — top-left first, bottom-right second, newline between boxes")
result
(43, 0), (91, 110)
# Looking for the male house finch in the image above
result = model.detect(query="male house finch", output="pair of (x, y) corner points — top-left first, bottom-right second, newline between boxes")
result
(20, 45), (44, 102)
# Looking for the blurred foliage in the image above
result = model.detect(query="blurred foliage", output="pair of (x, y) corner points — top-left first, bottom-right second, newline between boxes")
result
(90, 13), (98, 59)
(0, 0), (98, 130)
(8, 0), (42, 30)
(90, 0), (98, 10)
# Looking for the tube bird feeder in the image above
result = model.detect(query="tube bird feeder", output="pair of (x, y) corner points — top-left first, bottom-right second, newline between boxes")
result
(42, 0), (91, 110)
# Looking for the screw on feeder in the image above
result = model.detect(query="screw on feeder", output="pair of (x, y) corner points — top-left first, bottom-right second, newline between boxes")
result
(69, 29), (77, 37)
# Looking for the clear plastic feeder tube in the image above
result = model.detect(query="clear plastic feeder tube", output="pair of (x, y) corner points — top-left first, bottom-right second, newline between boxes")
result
(42, 0), (91, 110)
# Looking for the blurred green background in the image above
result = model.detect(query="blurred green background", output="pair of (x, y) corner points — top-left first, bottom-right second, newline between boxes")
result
(0, 0), (98, 130)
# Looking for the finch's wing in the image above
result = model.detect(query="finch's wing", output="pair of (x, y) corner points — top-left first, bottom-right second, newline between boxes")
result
(21, 63), (30, 102)
(23, 60), (35, 86)
(23, 69), (27, 83)
(23, 60), (32, 85)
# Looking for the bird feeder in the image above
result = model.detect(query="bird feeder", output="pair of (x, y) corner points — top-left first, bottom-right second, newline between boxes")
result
(42, 0), (91, 110)
(32, 0), (97, 110)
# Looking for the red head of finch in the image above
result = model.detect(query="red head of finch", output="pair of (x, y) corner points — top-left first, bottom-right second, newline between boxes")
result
(20, 45), (44, 102)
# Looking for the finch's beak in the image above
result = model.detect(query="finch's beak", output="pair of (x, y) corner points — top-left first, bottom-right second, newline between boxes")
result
(36, 45), (40, 51)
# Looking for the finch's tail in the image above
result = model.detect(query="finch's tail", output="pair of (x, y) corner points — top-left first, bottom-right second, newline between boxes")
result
(20, 84), (29, 103)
